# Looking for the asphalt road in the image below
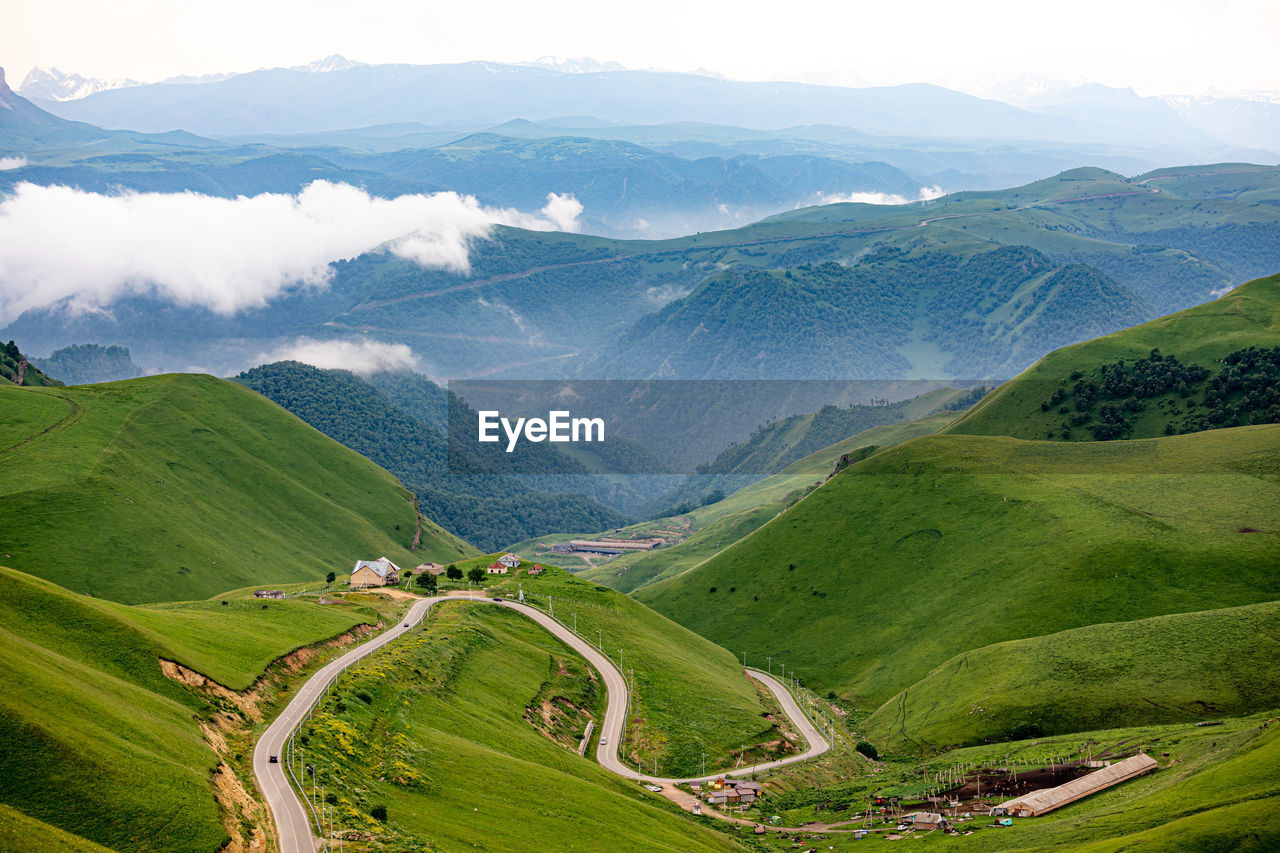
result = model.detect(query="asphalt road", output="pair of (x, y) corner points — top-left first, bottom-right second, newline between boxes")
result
(254, 593), (830, 851)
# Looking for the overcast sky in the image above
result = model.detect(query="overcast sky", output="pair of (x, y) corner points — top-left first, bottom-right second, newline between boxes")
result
(3, 0), (1277, 97)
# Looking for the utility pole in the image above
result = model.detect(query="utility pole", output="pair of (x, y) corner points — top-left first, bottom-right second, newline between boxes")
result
(766, 656), (772, 675)
(573, 613), (577, 633)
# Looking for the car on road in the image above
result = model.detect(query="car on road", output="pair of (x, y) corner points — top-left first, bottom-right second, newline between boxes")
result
(493, 597), (503, 602)
(269, 755), (278, 763)
(600, 736), (607, 745)
(645, 784), (662, 792)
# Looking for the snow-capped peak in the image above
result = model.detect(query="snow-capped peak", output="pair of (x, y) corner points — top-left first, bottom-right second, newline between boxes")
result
(524, 56), (627, 74)
(18, 66), (140, 102)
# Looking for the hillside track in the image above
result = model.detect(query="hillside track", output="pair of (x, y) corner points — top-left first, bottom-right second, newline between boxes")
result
(254, 593), (831, 851)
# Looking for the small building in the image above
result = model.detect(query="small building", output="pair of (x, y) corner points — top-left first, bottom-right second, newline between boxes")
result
(253, 590), (285, 599)
(486, 562), (509, 575)
(416, 563), (447, 576)
(550, 543), (573, 553)
(911, 812), (946, 830)
(993, 753), (1158, 818)
(569, 538), (663, 554)
(528, 564), (545, 576)
(350, 557), (402, 588)
(498, 553), (522, 568)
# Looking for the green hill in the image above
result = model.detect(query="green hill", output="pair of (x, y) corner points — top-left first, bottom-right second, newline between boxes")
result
(287, 599), (749, 852)
(0, 565), (379, 852)
(579, 411), (960, 593)
(949, 272), (1280, 441)
(235, 361), (632, 549)
(637, 424), (1280, 708)
(0, 373), (473, 604)
(864, 598), (1280, 752)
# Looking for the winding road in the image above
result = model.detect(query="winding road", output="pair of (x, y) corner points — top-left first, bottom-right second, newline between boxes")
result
(253, 592), (830, 852)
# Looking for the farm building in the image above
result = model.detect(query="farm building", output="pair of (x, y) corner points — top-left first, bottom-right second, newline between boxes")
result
(486, 562), (509, 574)
(350, 557), (402, 588)
(907, 812), (946, 830)
(569, 538), (662, 554)
(253, 590), (285, 599)
(703, 778), (762, 806)
(528, 564), (545, 575)
(992, 753), (1157, 817)
(498, 553), (521, 568)
(550, 543), (573, 553)
(415, 563), (447, 576)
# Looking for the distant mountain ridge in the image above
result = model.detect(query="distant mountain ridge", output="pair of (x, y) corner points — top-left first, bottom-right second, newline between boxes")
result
(24, 59), (1259, 161)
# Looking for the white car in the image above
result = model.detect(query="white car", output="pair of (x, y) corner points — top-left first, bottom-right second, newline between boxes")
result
(599, 736), (607, 746)
(645, 784), (663, 793)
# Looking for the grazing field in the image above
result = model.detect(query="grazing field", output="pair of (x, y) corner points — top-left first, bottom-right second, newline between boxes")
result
(638, 424), (1280, 709)
(0, 374), (474, 604)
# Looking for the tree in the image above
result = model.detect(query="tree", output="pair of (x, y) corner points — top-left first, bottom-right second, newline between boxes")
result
(855, 741), (878, 761)
(446, 564), (462, 580)
(415, 572), (437, 593)
(467, 566), (486, 583)
(325, 571), (336, 584)
(370, 804), (387, 822)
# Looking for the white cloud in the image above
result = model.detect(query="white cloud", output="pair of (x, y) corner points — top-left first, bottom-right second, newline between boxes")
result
(0, 181), (585, 322)
(488, 192), (584, 233)
(259, 337), (418, 375)
(816, 185), (947, 206)
(0, 157), (27, 171)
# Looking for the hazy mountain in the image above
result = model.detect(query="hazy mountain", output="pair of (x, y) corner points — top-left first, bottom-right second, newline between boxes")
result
(0, 66), (215, 151)
(29, 59), (1236, 157)
(6, 167), (1276, 382)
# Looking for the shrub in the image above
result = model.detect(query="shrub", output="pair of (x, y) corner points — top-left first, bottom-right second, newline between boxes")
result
(855, 741), (878, 760)
(371, 804), (387, 822)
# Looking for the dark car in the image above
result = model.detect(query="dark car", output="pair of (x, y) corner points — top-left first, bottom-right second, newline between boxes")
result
(269, 755), (278, 763)
(493, 597), (503, 602)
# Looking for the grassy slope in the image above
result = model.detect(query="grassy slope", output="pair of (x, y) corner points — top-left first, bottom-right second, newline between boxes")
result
(864, 599), (1280, 751)
(582, 412), (958, 593)
(0, 565), (386, 848)
(637, 424), (1280, 708)
(0, 374), (474, 604)
(479, 564), (780, 775)
(300, 602), (746, 852)
(949, 272), (1280, 440)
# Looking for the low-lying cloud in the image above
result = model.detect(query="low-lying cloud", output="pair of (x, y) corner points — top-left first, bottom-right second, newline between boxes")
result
(258, 337), (419, 376)
(0, 182), (584, 322)
(817, 185), (946, 205)
(0, 156), (27, 171)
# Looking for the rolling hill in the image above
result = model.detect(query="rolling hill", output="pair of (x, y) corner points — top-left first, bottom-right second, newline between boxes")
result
(0, 373), (474, 603)
(863, 598), (1280, 752)
(8, 166), (1278, 382)
(577, 410), (962, 593)
(637, 424), (1280, 708)
(948, 271), (1280, 441)
(0, 564), (381, 852)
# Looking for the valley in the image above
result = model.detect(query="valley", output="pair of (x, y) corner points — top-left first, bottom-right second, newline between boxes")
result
(1, 29), (1279, 853)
